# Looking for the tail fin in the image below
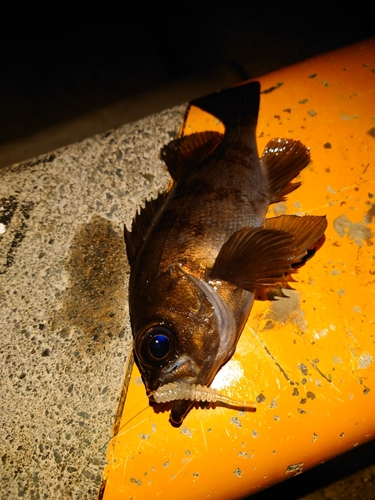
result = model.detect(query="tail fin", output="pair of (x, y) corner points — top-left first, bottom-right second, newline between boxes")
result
(190, 81), (260, 127)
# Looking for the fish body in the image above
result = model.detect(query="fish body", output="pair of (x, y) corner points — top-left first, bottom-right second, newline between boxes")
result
(125, 82), (327, 425)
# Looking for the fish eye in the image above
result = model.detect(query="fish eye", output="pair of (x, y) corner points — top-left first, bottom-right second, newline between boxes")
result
(137, 326), (175, 366)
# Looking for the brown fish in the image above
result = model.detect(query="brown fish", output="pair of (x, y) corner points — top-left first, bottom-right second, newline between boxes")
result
(124, 82), (327, 425)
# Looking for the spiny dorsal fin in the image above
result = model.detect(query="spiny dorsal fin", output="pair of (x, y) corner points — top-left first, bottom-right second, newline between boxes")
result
(160, 131), (223, 182)
(261, 138), (311, 203)
(124, 191), (168, 266)
(211, 215), (327, 291)
(190, 81), (260, 127)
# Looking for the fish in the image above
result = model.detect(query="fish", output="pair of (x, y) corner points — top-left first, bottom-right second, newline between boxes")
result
(124, 81), (327, 426)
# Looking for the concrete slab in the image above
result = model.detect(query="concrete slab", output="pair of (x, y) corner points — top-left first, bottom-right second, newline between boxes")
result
(0, 106), (183, 498)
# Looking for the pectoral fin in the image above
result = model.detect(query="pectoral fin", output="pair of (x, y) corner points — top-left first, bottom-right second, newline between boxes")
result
(160, 131), (223, 182)
(211, 215), (327, 291)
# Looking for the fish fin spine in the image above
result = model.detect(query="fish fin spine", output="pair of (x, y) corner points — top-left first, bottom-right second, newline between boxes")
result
(124, 191), (168, 266)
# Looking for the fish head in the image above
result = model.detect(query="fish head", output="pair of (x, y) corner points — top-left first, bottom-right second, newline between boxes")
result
(131, 264), (237, 424)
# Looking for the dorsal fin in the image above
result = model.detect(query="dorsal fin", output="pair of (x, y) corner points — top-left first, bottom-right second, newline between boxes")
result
(124, 191), (168, 266)
(160, 131), (223, 182)
(189, 81), (260, 127)
(261, 138), (311, 203)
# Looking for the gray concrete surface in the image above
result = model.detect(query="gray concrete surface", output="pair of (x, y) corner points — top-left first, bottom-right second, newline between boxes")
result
(0, 106), (183, 499)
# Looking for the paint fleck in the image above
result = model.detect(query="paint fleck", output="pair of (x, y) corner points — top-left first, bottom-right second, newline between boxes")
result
(139, 434), (151, 440)
(273, 201), (287, 215)
(339, 112), (352, 121)
(256, 393), (266, 403)
(233, 467), (242, 478)
(354, 305), (362, 314)
(130, 477), (142, 486)
(312, 328), (328, 341)
(162, 461), (170, 468)
(306, 391), (316, 400)
(180, 426), (192, 438)
(334, 214), (373, 244)
(299, 99), (308, 104)
(365, 203), (375, 224)
(298, 363), (308, 376)
(308, 110), (317, 117)
(340, 432), (345, 438)
(333, 356), (343, 364)
(313, 433), (318, 442)
(261, 82), (283, 94)
(252, 430), (259, 438)
(238, 451), (248, 458)
(300, 398), (307, 404)
(152, 423), (157, 433)
(230, 416), (242, 429)
(269, 399), (278, 409)
(323, 142), (332, 149)
(193, 472), (199, 477)
(286, 462), (304, 474)
(274, 415), (280, 421)
(292, 387), (299, 397)
(358, 353), (373, 369)
(331, 269), (340, 275)
(327, 185), (336, 194)
(185, 450), (191, 456)
(297, 408), (306, 414)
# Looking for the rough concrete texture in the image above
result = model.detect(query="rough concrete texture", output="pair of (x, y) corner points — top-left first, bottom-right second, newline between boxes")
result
(0, 106), (183, 498)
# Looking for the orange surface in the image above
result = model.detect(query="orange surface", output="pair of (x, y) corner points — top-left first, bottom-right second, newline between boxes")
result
(100, 38), (375, 499)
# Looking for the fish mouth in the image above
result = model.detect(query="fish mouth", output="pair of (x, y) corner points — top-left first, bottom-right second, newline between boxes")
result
(170, 400), (194, 426)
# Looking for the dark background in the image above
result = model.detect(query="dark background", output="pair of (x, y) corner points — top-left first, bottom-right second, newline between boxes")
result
(1, 5), (375, 148)
(2, 4), (375, 498)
